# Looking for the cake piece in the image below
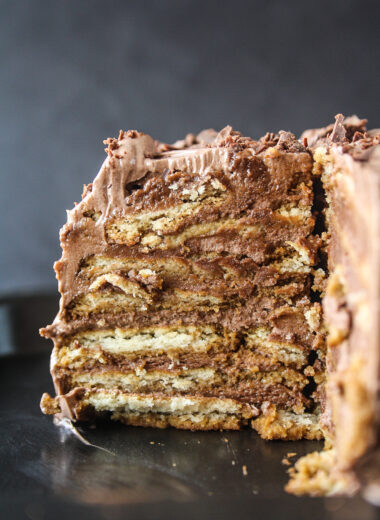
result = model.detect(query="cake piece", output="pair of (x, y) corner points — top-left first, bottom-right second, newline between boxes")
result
(40, 126), (325, 439)
(287, 115), (380, 496)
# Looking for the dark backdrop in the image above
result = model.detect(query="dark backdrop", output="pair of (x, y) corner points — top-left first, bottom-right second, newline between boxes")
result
(1, 0), (379, 293)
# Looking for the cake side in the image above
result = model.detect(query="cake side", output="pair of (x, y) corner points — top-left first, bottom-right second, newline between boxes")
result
(287, 115), (380, 495)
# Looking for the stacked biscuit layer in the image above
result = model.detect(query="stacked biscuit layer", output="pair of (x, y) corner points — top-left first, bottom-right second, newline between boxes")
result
(41, 127), (324, 438)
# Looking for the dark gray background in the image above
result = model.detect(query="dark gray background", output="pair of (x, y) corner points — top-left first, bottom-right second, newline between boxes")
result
(1, 0), (379, 293)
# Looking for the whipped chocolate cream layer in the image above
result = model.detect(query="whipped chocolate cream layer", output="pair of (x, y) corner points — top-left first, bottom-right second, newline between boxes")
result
(53, 348), (306, 375)
(55, 379), (310, 411)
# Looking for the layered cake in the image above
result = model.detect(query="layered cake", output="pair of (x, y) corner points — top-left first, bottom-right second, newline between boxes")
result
(41, 126), (325, 438)
(41, 116), (380, 496)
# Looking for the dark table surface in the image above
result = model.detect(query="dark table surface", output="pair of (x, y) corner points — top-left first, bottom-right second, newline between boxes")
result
(0, 293), (379, 520)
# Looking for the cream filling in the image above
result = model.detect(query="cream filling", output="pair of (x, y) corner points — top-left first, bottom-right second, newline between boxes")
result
(106, 204), (309, 250)
(71, 289), (223, 316)
(63, 364), (308, 391)
(62, 325), (222, 355)
(58, 335), (307, 369)
(89, 273), (154, 300)
(245, 328), (308, 366)
(85, 390), (248, 416)
(57, 325), (310, 369)
(79, 247), (313, 284)
(72, 368), (219, 392)
(106, 186), (229, 246)
(107, 216), (259, 249)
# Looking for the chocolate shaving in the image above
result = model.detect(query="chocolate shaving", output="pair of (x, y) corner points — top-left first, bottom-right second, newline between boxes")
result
(330, 114), (347, 143)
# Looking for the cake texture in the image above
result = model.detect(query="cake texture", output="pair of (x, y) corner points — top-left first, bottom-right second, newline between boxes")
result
(40, 116), (380, 497)
(287, 116), (380, 497)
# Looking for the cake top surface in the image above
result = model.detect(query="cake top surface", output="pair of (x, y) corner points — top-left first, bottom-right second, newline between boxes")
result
(76, 125), (313, 235)
(105, 125), (307, 158)
(99, 117), (379, 195)
(302, 113), (380, 162)
(98, 125), (308, 195)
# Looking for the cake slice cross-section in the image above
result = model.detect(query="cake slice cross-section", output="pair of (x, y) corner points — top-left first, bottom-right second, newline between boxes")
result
(40, 126), (325, 439)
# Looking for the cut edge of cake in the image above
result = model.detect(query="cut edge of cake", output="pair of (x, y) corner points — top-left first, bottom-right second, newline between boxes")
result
(41, 125), (325, 442)
(286, 115), (380, 498)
